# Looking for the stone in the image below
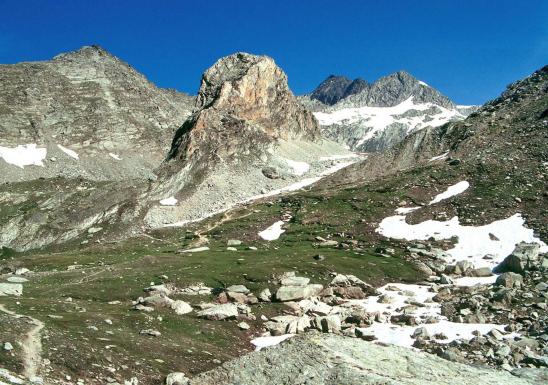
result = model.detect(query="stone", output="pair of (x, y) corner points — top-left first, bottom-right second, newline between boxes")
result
(258, 288), (272, 302)
(227, 239), (242, 246)
(495, 272), (523, 288)
(238, 322), (250, 330)
(280, 276), (310, 286)
(276, 284), (324, 302)
(318, 240), (339, 247)
(226, 285), (250, 294)
(226, 247), (237, 251)
(197, 304), (239, 320)
(140, 329), (161, 337)
(227, 292), (248, 304)
(171, 300), (193, 315)
(165, 372), (189, 385)
(14, 268), (30, 276)
(454, 260), (474, 275)
(440, 274), (454, 285)
(412, 327), (430, 339)
(320, 315), (341, 333)
(470, 267), (493, 277)
(0, 283), (23, 296)
(3, 342), (13, 351)
(495, 242), (541, 274)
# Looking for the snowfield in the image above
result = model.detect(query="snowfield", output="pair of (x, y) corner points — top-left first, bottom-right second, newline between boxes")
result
(314, 97), (464, 147)
(258, 221), (286, 241)
(0, 144), (47, 168)
(429, 180), (470, 204)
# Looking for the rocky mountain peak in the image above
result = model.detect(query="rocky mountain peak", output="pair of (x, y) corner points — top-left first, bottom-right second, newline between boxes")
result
(169, 52), (320, 164)
(52, 44), (117, 64)
(310, 75), (353, 105)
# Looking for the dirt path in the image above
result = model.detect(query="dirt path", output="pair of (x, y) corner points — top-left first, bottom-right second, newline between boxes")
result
(192, 209), (254, 246)
(0, 304), (44, 379)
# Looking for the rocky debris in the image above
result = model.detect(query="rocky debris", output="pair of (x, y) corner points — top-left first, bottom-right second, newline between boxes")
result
(188, 334), (537, 385)
(133, 284), (193, 315)
(495, 242), (543, 274)
(166, 372), (189, 385)
(425, 268), (548, 370)
(226, 239), (242, 246)
(238, 322), (250, 330)
(329, 273), (378, 299)
(258, 288), (272, 302)
(495, 272), (524, 288)
(179, 284), (213, 296)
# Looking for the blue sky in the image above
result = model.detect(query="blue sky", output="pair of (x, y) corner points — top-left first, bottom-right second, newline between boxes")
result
(0, 0), (546, 104)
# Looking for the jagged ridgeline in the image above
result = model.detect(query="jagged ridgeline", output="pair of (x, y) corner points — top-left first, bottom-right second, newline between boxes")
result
(300, 70), (478, 152)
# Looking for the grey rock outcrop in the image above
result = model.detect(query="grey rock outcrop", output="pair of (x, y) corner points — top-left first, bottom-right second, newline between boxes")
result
(188, 334), (537, 385)
(167, 53), (319, 167)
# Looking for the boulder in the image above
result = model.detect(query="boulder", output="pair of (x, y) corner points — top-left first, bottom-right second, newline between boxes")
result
(319, 315), (341, 333)
(226, 285), (250, 294)
(281, 276), (310, 286)
(0, 283), (23, 296)
(495, 272), (524, 288)
(495, 242), (542, 274)
(276, 284), (324, 302)
(197, 303), (239, 320)
(166, 372), (189, 385)
(258, 288), (272, 302)
(227, 239), (242, 246)
(171, 300), (193, 315)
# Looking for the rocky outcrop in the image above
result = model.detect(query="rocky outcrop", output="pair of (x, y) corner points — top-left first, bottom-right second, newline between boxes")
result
(167, 52), (320, 166)
(309, 75), (368, 105)
(188, 334), (538, 385)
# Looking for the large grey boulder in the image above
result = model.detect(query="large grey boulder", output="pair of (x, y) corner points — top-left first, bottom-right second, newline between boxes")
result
(196, 304), (239, 320)
(495, 242), (542, 274)
(188, 334), (537, 385)
(276, 284), (323, 302)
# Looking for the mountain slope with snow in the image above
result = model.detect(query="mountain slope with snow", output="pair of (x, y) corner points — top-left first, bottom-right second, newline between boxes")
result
(301, 71), (478, 152)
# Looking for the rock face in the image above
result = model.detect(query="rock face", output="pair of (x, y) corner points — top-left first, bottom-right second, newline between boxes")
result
(301, 71), (476, 152)
(188, 334), (537, 385)
(0, 45), (194, 182)
(167, 53), (320, 166)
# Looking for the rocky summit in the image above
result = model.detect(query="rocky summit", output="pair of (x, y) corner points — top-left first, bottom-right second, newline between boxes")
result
(167, 52), (320, 167)
(301, 70), (478, 152)
(0, 43), (546, 385)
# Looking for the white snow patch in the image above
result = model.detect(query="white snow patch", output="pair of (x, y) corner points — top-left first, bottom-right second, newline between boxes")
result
(377, 213), (547, 269)
(351, 282), (517, 348)
(314, 97), (463, 148)
(429, 181), (469, 204)
(319, 154), (360, 161)
(250, 334), (295, 351)
(258, 221), (286, 241)
(109, 153), (122, 160)
(57, 144), (79, 159)
(429, 151), (449, 162)
(395, 206), (421, 214)
(418, 80), (429, 87)
(0, 144), (47, 168)
(159, 197), (178, 206)
(284, 159), (310, 176)
(358, 321), (511, 348)
(454, 276), (498, 287)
